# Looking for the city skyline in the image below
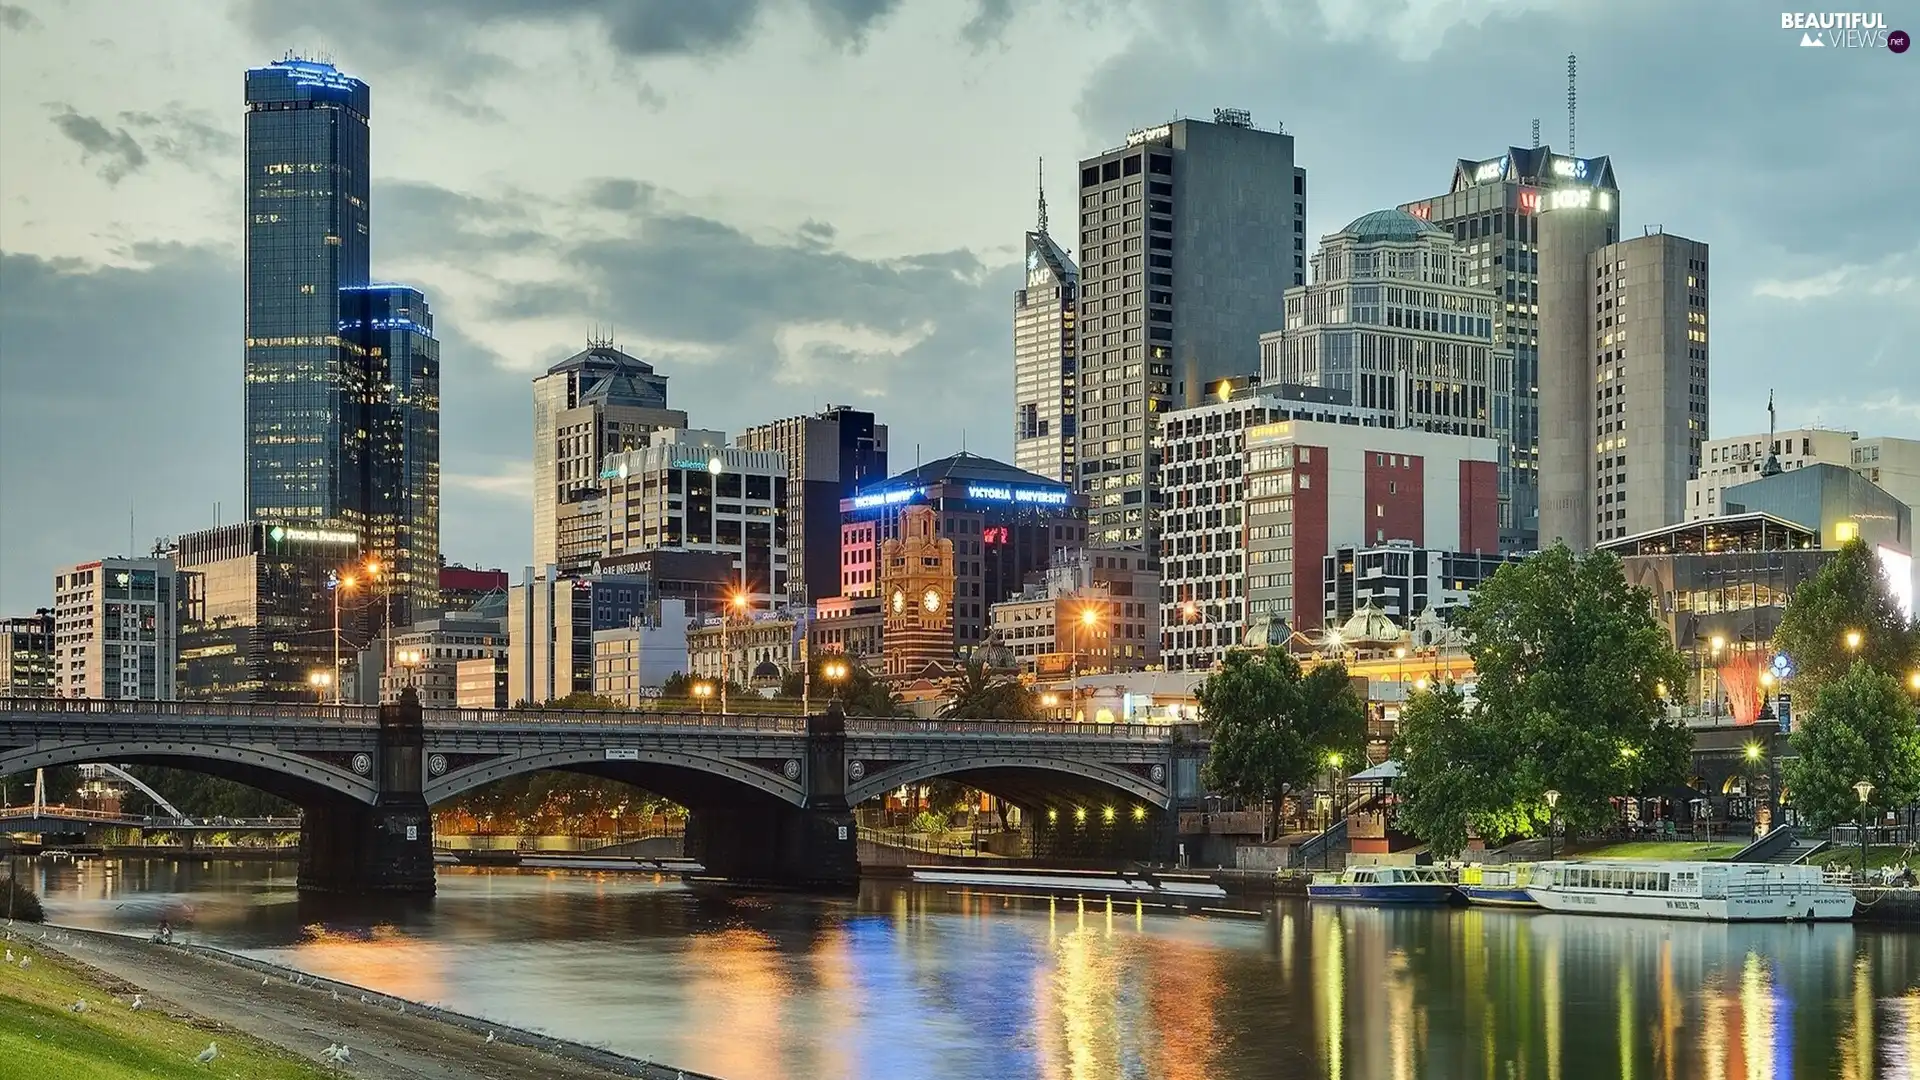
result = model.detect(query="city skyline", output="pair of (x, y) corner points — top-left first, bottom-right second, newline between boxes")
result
(2, 1), (1916, 611)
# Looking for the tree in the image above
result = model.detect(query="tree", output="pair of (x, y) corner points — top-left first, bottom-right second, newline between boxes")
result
(939, 661), (1044, 721)
(1196, 648), (1366, 834)
(1391, 683), (1535, 857)
(1774, 538), (1919, 699)
(1781, 661), (1920, 829)
(1402, 544), (1691, 846)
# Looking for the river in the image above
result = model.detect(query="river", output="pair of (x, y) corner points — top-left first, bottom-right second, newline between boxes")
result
(16, 857), (1919, 1079)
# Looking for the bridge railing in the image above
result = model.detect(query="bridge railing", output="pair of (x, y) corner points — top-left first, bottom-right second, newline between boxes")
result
(846, 718), (1201, 740)
(0, 697), (377, 724)
(423, 707), (809, 733)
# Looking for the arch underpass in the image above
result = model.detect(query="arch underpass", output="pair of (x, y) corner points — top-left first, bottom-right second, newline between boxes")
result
(0, 740), (378, 809)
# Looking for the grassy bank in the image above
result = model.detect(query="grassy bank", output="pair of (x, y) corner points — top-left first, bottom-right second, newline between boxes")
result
(1572, 841), (1746, 861)
(0, 939), (333, 1079)
(1809, 844), (1917, 871)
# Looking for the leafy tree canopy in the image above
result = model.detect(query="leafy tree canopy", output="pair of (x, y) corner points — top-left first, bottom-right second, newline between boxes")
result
(1780, 660), (1920, 829)
(940, 661), (1044, 721)
(1397, 545), (1692, 851)
(1196, 648), (1366, 808)
(1773, 538), (1919, 698)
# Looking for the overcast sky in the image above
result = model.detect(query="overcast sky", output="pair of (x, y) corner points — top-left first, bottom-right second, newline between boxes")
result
(1, 0), (1915, 612)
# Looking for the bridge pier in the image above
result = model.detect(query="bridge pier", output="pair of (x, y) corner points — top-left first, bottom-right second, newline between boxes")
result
(683, 702), (859, 890)
(297, 691), (435, 896)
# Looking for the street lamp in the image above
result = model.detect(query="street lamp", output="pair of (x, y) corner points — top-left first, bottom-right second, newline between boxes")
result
(330, 573), (357, 706)
(367, 558), (392, 688)
(1907, 670), (1920, 695)
(307, 670), (332, 704)
(820, 657), (850, 704)
(1073, 603), (1101, 722)
(691, 680), (714, 715)
(396, 647), (423, 699)
(1544, 789), (1561, 861)
(1844, 629), (1863, 654)
(721, 591), (749, 716)
(1854, 780), (1874, 876)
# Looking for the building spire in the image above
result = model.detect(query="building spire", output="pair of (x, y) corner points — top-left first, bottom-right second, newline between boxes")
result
(1762, 389), (1784, 477)
(1037, 157), (1048, 235)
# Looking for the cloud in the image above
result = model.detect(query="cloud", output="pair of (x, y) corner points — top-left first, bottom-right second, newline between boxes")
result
(0, 4), (39, 31)
(47, 106), (148, 183)
(118, 108), (239, 169)
(1754, 251), (1920, 302)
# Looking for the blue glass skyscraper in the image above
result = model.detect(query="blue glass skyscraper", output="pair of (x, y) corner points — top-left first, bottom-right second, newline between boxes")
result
(244, 58), (440, 629)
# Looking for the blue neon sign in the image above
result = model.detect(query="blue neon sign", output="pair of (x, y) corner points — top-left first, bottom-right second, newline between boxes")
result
(852, 487), (924, 510)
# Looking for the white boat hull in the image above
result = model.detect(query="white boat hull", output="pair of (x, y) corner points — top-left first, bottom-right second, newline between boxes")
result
(1527, 886), (1855, 922)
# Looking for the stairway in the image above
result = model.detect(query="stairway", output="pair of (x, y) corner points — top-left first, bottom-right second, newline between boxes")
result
(1765, 836), (1829, 864)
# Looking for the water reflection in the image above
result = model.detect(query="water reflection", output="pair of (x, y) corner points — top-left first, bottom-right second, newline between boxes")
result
(27, 858), (1920, 1080)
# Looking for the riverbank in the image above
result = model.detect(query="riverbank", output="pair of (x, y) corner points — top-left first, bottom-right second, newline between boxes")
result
(8, 926), (716, 1080)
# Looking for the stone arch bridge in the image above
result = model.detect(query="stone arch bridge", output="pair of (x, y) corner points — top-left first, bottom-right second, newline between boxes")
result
(0, 695), (1205, 895)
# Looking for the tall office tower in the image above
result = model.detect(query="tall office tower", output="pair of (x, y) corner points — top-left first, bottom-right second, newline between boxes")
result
(1540, 209), (1708, 547)
(602, 434), (791, 608)
(1402, 147), (1620, 552)
(1074, 112), (1306, 548)
(52, 557), (178, 700)
(531, 341), (689, 569)
(1263, 208), (1512, 464)
(737, 405), (887, 603)
(243, 58), (372, 529)
(1013, 166), (1079, 483)
(345, 285), (441, 625)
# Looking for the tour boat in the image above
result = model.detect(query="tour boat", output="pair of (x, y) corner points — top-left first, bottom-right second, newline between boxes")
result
(1526, 860), (1855, 922)
(1307, 864), (1459, 905)
(1456, 864), (1539, 908)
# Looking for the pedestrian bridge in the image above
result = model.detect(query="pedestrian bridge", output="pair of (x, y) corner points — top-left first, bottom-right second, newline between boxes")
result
(0, 696), (1207, 894)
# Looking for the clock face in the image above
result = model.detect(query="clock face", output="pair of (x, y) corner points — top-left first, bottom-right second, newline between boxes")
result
(923, 589), (941, 613)
(892, 589), (905, 613)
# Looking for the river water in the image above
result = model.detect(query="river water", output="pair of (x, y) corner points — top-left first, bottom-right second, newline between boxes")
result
(17, 858), (1920, 1079)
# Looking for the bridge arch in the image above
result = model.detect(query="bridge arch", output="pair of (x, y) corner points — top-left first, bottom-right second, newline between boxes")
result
(0, 741), (378, 807)
(424, 747), (807, 809)
(845, 754), (1170, 811)
(85, 763), (187, 819)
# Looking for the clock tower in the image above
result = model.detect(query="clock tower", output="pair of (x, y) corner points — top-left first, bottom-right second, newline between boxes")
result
(879, 504), (955, 680)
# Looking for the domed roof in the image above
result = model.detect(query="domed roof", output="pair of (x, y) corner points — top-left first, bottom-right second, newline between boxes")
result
(970, 631), (1017, 671)
(1342, 208), (1447, 243)
(1243, 613), (1294, 650)
(1338, 602), (1406, 645)
(751, 659), (781, 681)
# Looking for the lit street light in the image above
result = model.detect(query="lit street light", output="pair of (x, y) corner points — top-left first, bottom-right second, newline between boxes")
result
(307, 670), (332, 704)
(820, 657), (850, 704)
(692, 680), (714, 715)
(1845, 629), (1863, 653)
(1854, 779), (1874, 877)
(1544, 789), (1561, 861)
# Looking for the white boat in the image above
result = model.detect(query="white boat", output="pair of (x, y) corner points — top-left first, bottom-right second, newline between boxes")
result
(1527, 860), (1854, 922)
(1308, 865), (1458, 905)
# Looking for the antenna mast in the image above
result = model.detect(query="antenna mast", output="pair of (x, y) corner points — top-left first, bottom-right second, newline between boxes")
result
(1531, 118), (1540, 149)
(1036, 158), (1048, 235)
(1566, 54), (1577, 157)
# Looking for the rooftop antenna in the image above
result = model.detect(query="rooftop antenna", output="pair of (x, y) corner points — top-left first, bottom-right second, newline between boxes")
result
(1531, 118), (1540, 149)
(1762, 390), (1784, 477)
(1566, 54), (1577, 157)
(1036, 157), (1048, 235)
(129, 496), (135, 558)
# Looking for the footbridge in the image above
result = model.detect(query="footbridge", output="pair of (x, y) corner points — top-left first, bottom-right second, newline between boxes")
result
(0, 694), (1206, 895)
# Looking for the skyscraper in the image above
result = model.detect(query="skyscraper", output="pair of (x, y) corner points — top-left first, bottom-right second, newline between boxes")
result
(531, 342), (689, 570)
(737, 405), (887, 603)
(1401, 146), (1620, 552)
(1013, 163), (1078, 484)
(1263, 209), (1511, 452)
(1073, 112), (1306, 549)
(243, 58), (372, 528)
(346, 285), (440, 625)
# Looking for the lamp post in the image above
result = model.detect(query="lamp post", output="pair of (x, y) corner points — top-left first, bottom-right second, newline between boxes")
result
(1700, 634), (1726, 717)
(820, 657), (850, 704)
(396, 647), (423, 699)
(1544, 789), (1561, 861)
(1854, 779), (1874, 877)
(368, 558), (391, 694)
(330, 573), (357, 706)
(1743, 742), (1766, 835)
(307, 670), (332, 704)
(1844, 629), (1863, 655)
(692, 680), (713, 715)
(720, 591), (747, 716)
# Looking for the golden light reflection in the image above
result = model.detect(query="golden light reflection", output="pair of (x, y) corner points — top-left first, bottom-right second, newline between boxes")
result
(1739, 951), (1775, 1080)
(1543, 925), (1563, 1080)
(291, 923), (447, 1004)
(1047, 925), (1124, 1080)
(1659, 940), (1678, 1080)
(683, 928), (790, 1080)
(1619, 961), (1636, 1080)
(807, 927), (858, 1080)
(1702, 986), (1728, 1080)
(1318, 909), (1345, 1080)
(1840, 956), (1874, 1080)
(1386, 950), (1418, 1080)
(1139, 937), (1223, 1080)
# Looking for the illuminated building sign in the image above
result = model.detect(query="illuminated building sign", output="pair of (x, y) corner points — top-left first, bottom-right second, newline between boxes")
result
(967, 484), (1070, 506)
(671, 458), (714, 471)
(852, 487), (924, 510)
(1406, 202), (1432, 221)
(1545, 187), (1613, 212)
(1472, 157), (1507, 183)
(983, 526), (1010, 545)
(1548, 156), (1603, 185)
(269, 525), (358, 545)
(1517, 187), (1540, 215)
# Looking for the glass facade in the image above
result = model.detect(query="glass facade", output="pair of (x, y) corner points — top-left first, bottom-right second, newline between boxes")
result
(344, 286), (441, 626)
(243, 58), (372, 527)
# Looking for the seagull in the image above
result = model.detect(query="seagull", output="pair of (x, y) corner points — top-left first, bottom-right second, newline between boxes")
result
(485, 1031), (495, 1044)
(334, 1045), (350, 1064)
(396, 1002), (406, 1014)
(262, 976), (271, 986)
(130, 995), (144, 1011)
(18, 956), (29, 969)
(330, 990), (340, 1002)
(321, 1043), (340, 1061)
(359, 993), (370, 1004)
(69, 999), (88, 1013)
(4, 949), (12, 963)
(196, 1042), (218, 1064)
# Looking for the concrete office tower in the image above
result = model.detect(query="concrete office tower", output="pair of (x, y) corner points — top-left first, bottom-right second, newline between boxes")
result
(1074, 112), (1306, 548)
(0, 612), (55, 696)
(1402, 147), (1620, 552)
(1265, 209), (1512, 492)
(602, 434), (790, 608)
(1014, 166), (1079, 484)
(52, 557), (178, 700)
(345, 285), (441, 626)
(737, 405), (887, 603)
(506, 569), (649, 705)
(1688, 426), (1859, 520)
(531, 341), (690, 569)
(1536, 194), (1619, 550)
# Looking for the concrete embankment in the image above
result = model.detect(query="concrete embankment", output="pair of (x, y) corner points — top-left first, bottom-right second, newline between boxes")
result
(24, 925), (716, 1080)
(1854, 888), (1920, 924)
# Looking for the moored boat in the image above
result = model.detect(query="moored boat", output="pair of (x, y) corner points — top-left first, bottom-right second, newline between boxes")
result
(1527, 860), (1854, 922)
(1457, 864), (1539, 908)
(1308, 864), (1459, 905)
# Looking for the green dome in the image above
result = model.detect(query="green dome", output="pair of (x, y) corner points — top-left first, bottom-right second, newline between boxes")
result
(1342, 208), (1447, 242)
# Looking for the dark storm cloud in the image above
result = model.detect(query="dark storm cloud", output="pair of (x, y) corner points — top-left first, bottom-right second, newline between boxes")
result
(372, 180), (549, 260)
(0, 4), (40, 31)
(583, 178), (657, 213)
(47, 106), (148, 183)
(118, 108), (239, 167)
(0, 246), (239, 611)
